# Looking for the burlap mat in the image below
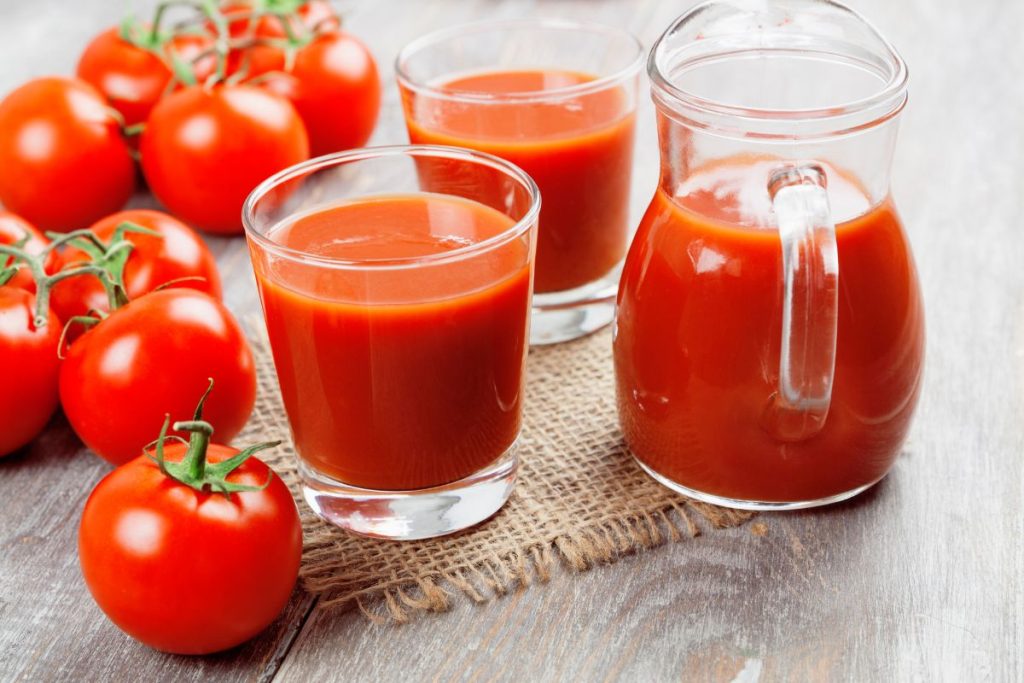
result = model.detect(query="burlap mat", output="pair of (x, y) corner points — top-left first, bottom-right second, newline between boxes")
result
(239, 322), (754, 622)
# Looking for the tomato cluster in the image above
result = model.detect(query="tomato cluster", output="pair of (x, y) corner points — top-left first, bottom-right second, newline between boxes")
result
(0, 0), (380, 235)
(0, 1), (374, 655)
(0, 209), (246, 459)
(0, 209), (299, 653)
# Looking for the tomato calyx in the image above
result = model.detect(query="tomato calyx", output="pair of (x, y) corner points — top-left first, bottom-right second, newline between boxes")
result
(148, 379), (279, 494)
(54, 221), (162, 312)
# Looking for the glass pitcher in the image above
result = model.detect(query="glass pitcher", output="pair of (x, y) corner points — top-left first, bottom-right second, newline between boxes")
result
(614, 0), (925, 510)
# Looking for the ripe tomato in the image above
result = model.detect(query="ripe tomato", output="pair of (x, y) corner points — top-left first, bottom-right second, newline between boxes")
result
(263, 31), (380, 155)
(79, 28), (163, 127)
(140, 84), (309, 234)
(77, 27), (214, 127)
(0, 288), (61, 457)
(60, 289), (256, 465)
(79, 388), (301, 654)
(0, 212), (59, 293)
(0, 77), (135, 232)
(51, 209), (222, 322)
(226, 42), (288, 82)
(219, 0), (339, 40)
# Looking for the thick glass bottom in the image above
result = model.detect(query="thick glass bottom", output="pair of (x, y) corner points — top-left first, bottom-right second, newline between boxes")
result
(633, 455), (885, 511)
(530, 263), (622, 345)
(299, 440), (519, 540)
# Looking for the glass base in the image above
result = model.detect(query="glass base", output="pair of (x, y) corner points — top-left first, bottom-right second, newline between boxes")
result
(530, 263), (622, 345)
(633, 456), (884, 511)
(299, 441), (519, 540)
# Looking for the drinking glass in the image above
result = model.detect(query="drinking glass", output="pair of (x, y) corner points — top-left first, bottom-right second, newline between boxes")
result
(397, 19), (643, 344)
(244, 146), (539, 539)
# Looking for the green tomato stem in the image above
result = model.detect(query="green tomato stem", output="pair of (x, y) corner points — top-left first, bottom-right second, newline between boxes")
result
(147, 379), (279, 495)
(0, 244), (109, 328)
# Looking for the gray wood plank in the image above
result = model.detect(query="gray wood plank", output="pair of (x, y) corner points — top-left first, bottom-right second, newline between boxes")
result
(0, 0), (1021, 681)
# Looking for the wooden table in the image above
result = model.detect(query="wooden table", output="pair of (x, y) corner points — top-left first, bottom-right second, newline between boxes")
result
(2, 0), (1021, 680)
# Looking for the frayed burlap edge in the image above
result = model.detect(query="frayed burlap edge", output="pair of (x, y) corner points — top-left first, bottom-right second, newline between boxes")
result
(310, 501), (753, 624)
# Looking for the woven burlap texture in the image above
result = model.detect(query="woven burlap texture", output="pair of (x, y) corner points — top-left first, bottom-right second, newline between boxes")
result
(240, 324), (753, 622)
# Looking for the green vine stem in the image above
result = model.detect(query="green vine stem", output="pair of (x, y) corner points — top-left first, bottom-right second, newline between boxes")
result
(199, 0), (231, 85)
(49, 221), (161, 312)
(149, 379), (279, 494)
(0, 242), (112, 329)
(57, 315), (105, 358)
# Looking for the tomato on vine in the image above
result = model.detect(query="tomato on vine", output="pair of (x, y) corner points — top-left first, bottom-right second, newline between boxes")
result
(51, 209), (222, 323)
(210, 0), (380, 155)
(0, 287), (61, 458)
(219, 0), (339, 40)
(140, 83), (309, 234)
(0, 235), (111, 457)
(262, 30), (380, 155)
(0, 78), (135, 232)
(60, 288), (257, 465)
(79, 381), (301, 654)
(77, 22), (212, 128)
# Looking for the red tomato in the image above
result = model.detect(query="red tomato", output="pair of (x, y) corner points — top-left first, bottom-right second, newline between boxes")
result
(79, 405), (301, 654)
(172, 32), (221, 86)
(77, 27), (215, 127)
(140, 84), (309, 234)
(0, 288), (61, 457)
(0, 212), (59, 293)
(51, 209), (222, 322)
(0, 78), (136, 232)
(219, 0), (339, 40)
(60, 289), (256, 465)
(260, 0), (340, 37)
(263, 31), (380, 155)
(216, 1), (341, 83)
(77, 27), (167, 127)
(226, 42), (288, 82)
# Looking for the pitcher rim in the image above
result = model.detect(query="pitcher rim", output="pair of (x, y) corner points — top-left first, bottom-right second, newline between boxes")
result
(648, 0), (909, 138)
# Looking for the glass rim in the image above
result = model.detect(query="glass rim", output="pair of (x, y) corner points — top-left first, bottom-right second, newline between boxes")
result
(649, 0), (909, 135)
(242, 145), (541, 271)
(395, 18), (645, 105)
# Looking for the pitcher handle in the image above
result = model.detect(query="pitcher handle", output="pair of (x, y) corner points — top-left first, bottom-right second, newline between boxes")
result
(763, 163), (839, 442)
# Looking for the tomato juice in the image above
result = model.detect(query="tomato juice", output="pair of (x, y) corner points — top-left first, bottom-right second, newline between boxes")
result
(614, 159), (925, 502)
(403, 69), (635, 293)
(252, 193), (532, 491)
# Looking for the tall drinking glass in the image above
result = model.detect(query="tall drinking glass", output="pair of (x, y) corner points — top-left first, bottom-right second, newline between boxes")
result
(397, 20), (643, 344)
(244, 146), (539, 539)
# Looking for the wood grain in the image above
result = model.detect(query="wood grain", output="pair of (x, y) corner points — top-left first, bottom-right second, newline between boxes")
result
(1, 0), (1022, 681)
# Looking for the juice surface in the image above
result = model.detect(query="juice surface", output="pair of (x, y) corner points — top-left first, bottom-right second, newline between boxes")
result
(404, 69), (635, 293)
(614, 160), (925, 503)
(254, 194), (531, 490)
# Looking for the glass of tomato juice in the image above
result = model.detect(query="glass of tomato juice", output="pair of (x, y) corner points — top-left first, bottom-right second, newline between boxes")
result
(243, 146), (539, 540)
(397, 20), (643, 345)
